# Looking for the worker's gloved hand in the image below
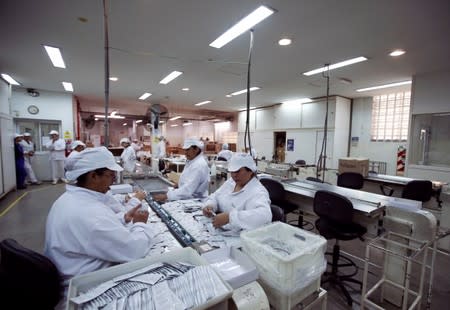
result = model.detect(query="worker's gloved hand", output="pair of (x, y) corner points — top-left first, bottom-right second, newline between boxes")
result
(202, 206), (215, 218)
(124, 205), (148, 223)
(212, 213), (229, 228)
(152, 193), (168, 202)
(132, 191), (147, 201)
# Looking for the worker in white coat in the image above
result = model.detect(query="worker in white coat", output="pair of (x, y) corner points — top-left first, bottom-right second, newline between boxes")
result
(68, 140), (86, 159)
(156, 136), (166, 158)
(44, 147), (156, 286)
(203, 153), (272, 231)
(45, 130), (67, 184)
(153, 137), (209, 201)
(217, 143), (233, 161)
(120, 137), (136, 173)
(20, 132), (41, 185)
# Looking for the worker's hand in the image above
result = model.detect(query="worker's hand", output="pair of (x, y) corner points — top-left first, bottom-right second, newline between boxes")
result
(202, 206), (215, 217)
(124, 205), (141, 223)
(212, 213), (229, 228)
(152, 193), (168, 202)
(29, 150), (34, 156)
(132, 209), (149, 224)
(133, 191), (147, 201)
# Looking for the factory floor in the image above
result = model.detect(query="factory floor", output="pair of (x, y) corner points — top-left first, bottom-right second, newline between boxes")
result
(0, 183), (449, 310)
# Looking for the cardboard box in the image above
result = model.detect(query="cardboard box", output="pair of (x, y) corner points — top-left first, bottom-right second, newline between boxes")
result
(338, 157), (369, 177)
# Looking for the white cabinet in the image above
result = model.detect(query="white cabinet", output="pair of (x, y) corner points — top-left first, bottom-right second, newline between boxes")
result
(301, 101), (336, 128)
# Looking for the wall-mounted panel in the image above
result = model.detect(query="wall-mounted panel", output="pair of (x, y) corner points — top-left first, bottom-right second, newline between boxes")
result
(301, 101), (335, 128)
(274, 103), (301, 129)
(255, 109), (274, 130)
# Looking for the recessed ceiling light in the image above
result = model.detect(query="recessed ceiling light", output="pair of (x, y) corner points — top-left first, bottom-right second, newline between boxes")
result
(159, 71), (183, 84)
(225, 94), (232, 98)
(356, 80), (412, 92)
(135, 120), (143, 123)
(1, 73), (20, 85)
(170, 124), (179, 127)
(230, 87), (260, 96)
(123, 123), (127, 126)
(62, 82), (74, 92)
(195, 100), (211, 106)
(278, 38), (292, 46)
(302, 56), (368, 76)
(109, 77), (119, 81)
(169, 116), (181, 121)
(209, 5), (275, 48)
(182, 88), (190, 91)
(389, 49), (406, 57)
(182, 122), (193, 126)
(282, 98), (312, 104)
(138, 92), (152, 100)
(43, 45), (66, 68)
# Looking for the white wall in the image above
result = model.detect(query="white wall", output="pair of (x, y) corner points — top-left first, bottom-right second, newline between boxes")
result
(10, 88), (74, 135)
(0, 81), (16, 195)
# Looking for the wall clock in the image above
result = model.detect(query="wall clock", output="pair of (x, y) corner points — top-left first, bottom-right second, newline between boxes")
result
(27, 105), (39, 115)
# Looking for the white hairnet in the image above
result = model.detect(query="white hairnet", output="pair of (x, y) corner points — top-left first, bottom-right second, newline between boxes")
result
(23, 132), (31, 137)
(71, 140), (86, 150)
(222, 143), (229, 150)
(120, 137), (130, 145)
(49, 130), (59, 135)
(228, 153), (257, 172)
(182, 138), (203, 150)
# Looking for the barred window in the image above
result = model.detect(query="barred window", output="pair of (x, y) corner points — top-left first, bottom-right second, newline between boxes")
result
(370, 92), (410, 141)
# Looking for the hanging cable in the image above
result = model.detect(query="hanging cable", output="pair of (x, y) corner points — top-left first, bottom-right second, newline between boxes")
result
(103, 0), (110, 147)
(316, 65), (330, 182)
(244, 30), (254, 159)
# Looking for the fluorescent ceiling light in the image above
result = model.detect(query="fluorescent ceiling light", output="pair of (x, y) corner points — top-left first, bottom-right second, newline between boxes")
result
(278, 38), (292, 46)
(209, 5), (274, 48)
(389, 49), (406, 57)
(111, 111), (118, 116)
(182, 122), (193, 126)
(1, 73), (20, 85)
(170, 124), (179, 127)
(122, 123), (127, 126)
(43, 45), (66, 68)
(230, 87), (260, 96)
(169, 116), (181, 121)
(62, 82), (73, 92)
(138, 92), (152, 100)
(159, 71), (183, 84)
(94, 114), (125, 119)
(109, 77), (119, 81)
(195, 100), (211, 106)
(159, 120), (165, 124)
(182, 88), (190, 91)
(356, 80), (412, 92)
(282, 98), (312, 105)
(225, 94), (232, 98)
(302, 56), (368, 76)
(135, 120), (143, 123)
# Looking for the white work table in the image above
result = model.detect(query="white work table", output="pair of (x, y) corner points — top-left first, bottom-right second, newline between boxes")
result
(365, 172), (445, 190)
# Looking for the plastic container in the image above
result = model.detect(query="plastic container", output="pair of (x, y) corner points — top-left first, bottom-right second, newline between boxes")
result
(67, 248), (233, 310)
(240, 222), (326, 294)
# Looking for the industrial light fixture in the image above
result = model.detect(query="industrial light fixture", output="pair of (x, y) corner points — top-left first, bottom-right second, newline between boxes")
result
(356, 80), (412, 92)
(195, 100), (211, 106)
(138, 92), (152, 100)
(389, 49), (406, 57)
(109, 77), (119, 81)
(170, 124), (179, 127)
(43, 45), (66, 68)
(159, 120), (165, 124)
(225, 94), (232, 98)
(122, 123), (127, 126)
(302, 56), (368, 76)
(229, 87), (260, 96)
(62, 82), (73, 92)
(1, 73), (21, 85)
(282, 98), (312, 105)
(169, 116), (182, 121)
(209, 5), (275, 48)
(182, 88), (190, 91)
(135, 120), (143, 123)
(159, 71), (183, 84)
(278, 38), (292, 46)
(182, 121), (193, 126)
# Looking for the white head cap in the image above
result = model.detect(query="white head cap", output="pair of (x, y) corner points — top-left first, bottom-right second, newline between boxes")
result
(120, 137), (130, 145)
(71, 140), (86, 150)
(65, 146), (123, 181)
(182, 138), (203, 150)
(49, 130), (59, 135)
(222, 143), (229, 150)
(23, 132), (31, 137)
(228, 153), (257, 172)
(14, 133), (23, 139)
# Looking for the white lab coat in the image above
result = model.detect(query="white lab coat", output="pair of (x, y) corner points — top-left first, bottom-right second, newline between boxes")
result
(46, 138), (66, 181)
(203, 177), (272, 231)
(121, 145), (136, 172)
(217, 149), (233, 161)
(167, 153), (209, 201)
(156, 140), (166, 158)
(20, 139), (38, 182)
(44, 185), (156, 282)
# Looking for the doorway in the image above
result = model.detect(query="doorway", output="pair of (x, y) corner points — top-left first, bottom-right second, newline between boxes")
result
(274, 131), (286, 163)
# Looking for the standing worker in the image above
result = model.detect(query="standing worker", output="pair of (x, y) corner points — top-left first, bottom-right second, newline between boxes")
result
(45, 130), (67, 185)
(156, 136), (166, 171)
(153, 137), (209, 201)
(20, 132), (41, 185)
(120, 137), (136, 173)
(14, 133), (27, 189)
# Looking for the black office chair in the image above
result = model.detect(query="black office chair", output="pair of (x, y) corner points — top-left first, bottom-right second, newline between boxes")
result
(270, 205), (286, 222)
(0, 238), (63, 309)
(260, 178), (313, 230)
(337, 172), (364, 190)
(216, 156), (227, 161)
(313, 190), (367, 306)
(295, 159), (306, 166)
(402, 180), (433, 202)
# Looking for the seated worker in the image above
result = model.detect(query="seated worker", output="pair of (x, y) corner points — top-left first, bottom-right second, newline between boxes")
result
(44, 147), (156, 285)
(153, 138), (209, 202)
(68, 140), (86, 158)
(202, 153), (272, 231)
(217, 143), (233, 161)
(120, 137), (136, 172)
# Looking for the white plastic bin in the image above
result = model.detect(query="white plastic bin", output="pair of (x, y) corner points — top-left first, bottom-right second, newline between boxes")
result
(241, 222), (326, 294)
(67, 248), (233, 310)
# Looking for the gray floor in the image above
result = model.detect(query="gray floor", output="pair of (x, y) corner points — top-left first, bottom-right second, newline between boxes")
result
(0, 184), (449, 309)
